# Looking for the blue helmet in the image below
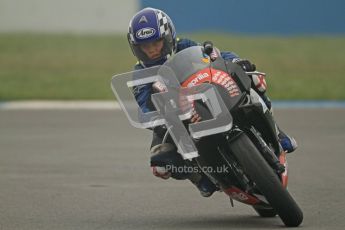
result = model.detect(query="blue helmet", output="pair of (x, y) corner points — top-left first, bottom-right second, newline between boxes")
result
(128, 8), (177, 65)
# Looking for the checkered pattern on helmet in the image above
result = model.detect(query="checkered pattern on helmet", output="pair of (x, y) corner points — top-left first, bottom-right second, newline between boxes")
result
(156, 10), (170, 36)
(128, 23), (135, 43)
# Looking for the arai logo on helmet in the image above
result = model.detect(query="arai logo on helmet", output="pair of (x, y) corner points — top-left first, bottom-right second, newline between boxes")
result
(136, 27), (156, 39)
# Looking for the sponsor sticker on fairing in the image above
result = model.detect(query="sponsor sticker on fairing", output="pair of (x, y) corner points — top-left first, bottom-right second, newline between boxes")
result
(210, 69), (240, 97)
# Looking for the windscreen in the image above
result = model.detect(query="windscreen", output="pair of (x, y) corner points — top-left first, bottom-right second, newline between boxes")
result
(161, 46), (211, 84)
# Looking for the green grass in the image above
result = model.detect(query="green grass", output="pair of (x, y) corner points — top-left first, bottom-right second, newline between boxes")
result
(1, 33), (345, 100)
(0, 33), (136, 100)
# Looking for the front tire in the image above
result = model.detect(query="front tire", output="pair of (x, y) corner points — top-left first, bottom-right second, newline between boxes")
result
(228, 133), (303, 227)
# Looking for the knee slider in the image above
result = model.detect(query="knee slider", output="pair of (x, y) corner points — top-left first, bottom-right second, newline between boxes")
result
(150, 143), (189, 180)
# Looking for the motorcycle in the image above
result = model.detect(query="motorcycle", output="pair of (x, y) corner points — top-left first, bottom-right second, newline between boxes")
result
(111, 45), (303, 227)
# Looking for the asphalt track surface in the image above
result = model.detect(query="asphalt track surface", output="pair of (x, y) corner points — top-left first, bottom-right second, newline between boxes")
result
(1, 108), (345, 230)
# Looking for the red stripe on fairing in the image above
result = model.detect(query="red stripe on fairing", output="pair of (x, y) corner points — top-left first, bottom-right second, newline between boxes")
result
(224, 187), (260, 205)
(279, 152), (288, 188)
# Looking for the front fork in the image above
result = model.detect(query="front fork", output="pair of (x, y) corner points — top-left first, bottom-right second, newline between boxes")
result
(242, 126), (289, 188)
(246, 127), (285, 175)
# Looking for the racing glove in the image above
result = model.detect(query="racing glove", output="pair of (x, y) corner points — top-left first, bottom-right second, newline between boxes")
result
(203, 41), (220, 62)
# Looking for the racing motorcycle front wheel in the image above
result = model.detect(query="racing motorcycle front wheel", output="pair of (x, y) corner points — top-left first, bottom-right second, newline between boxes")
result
(228, 133), (303, 227)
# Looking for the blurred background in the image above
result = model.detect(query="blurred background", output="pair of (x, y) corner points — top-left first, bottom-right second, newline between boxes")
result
(0, 0), (345, 101)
